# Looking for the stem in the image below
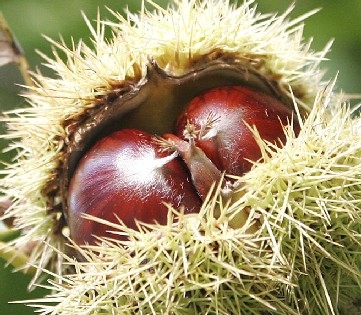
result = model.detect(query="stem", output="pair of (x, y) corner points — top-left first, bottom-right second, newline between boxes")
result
(0, 12), (34, 86)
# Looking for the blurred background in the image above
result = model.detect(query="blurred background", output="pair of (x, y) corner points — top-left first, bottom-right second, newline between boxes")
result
(0, 1), (360, 314)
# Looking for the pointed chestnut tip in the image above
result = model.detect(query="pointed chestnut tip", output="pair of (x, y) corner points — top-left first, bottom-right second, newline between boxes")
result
(163, 133), (223, 201)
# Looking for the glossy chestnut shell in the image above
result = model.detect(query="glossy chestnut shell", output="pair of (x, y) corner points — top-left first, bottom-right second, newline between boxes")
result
(175, 85), (300, 175)
(68, 129), (201, 244)
(63, 60), (304, 245)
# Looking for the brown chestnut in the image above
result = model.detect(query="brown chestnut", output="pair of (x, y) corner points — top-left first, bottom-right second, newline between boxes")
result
(175, 86), (300, 175)
(67, 129), (202, 245)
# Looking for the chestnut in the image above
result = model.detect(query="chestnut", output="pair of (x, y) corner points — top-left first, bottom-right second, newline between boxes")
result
(175, 86), (300, 175)
(67, 128), (202, 245)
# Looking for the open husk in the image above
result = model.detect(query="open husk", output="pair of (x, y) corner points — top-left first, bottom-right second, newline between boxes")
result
(1, 1), (360, 314)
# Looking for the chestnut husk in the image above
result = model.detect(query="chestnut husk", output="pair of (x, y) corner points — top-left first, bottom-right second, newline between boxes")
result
(0, 0), (360, 314)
